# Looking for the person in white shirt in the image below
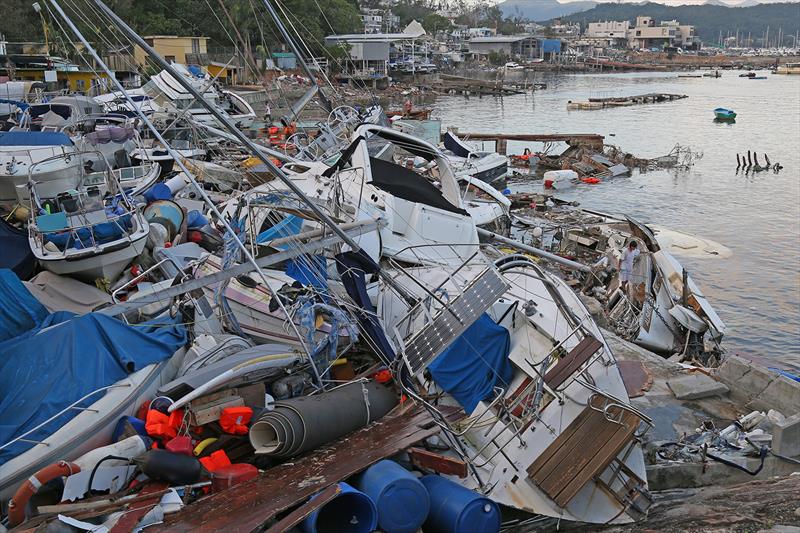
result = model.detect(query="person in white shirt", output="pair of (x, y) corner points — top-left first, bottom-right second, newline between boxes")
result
(619, 240), (640, 291)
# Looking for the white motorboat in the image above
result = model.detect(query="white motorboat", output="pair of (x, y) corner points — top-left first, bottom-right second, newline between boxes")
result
(141, 64), (255, 128)
(26, 161), (149, 282)
(0, 130), (83, 202)
(443, 131), (509, 187)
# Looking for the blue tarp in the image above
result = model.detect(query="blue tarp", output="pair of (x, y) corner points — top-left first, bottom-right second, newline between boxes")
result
(0, 130), (73, 147)
(427, 313), (513, 414)
(0, 276), (187, 464)
(540, 39), (562, 54)
(0, 269), (49, 342)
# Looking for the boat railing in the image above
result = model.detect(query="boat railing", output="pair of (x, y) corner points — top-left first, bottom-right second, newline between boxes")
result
(383, 247), (509, 379)
(0, 383), (133, 452)
(26, 151), (146, 255)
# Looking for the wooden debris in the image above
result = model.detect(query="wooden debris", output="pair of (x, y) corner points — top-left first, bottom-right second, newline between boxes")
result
(408, 447), (468, 478)
(263, 484), (341, 533)
(153, 405), (463, 532)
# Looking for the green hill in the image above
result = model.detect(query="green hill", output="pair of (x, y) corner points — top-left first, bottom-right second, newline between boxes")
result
(556, 2), (800, 45)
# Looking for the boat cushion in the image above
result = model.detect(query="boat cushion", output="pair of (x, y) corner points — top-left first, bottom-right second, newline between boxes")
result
(45, 214), (133, 251)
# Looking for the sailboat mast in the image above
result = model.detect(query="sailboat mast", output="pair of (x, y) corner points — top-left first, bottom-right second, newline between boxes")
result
(45, 0), (326, 384)
(89, 0), (364, 262)
(261, 0), (333, 116)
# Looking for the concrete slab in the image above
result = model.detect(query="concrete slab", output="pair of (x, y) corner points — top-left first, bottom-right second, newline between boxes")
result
(667, 373), (730, 400)
(773, 413), (800, 457)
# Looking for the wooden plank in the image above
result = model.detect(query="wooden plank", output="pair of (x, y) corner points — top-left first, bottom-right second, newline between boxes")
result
(263, 484), (341, 533)
(154, 406), (463, 533)
(539, 416), (623, 500)
(526, 406), (596, 479)
(408, 447), (468, 478)
(534, 409), (620, 494)
(544, 337), (602, 390)
(553, 411), (640, 507)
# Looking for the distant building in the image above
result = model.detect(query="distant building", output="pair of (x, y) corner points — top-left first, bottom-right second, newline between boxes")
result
(134, 36), (209, 66)
(660, 20), (698, 48)
(361, 9), (383, 34)
(468, 35), (562, 60)
(584, 17), (697, 50)
(272, 52), (297, 70)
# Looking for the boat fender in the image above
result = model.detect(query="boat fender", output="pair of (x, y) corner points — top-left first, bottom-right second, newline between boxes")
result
(7, 461), (80, 527)
(138, 449), (203, 485)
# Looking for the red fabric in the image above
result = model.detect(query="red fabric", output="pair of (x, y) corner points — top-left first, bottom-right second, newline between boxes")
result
(199, 450), (232, 473)
(219, 407), (253, 435)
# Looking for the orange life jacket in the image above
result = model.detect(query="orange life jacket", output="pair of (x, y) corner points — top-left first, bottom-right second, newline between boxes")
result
(219, 406), (253, 435)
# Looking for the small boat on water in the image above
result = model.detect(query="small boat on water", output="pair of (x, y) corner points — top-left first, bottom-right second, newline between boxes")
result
(749, 76), (768, 80)
(739, 72), (756, 78)
(714, 108), (737, 121)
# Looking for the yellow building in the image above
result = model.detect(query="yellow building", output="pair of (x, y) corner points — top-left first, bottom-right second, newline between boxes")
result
(134, 36), (209, 66)
(206, 61), (244, 85)
(11, 68), (112, 93)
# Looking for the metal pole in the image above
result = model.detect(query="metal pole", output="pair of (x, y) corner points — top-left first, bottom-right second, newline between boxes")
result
(261, 0), (332, 114)
(477, 228), (592, 273)
(48, 0), (326, 384)
(90, 0), (367, 266)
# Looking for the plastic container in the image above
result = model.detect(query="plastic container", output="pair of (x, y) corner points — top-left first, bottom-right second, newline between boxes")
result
(420, 475), (501, 533)
(211, 463), (259, 493)
(301, 482), (378, 533)
(111, 415), (147, 442)
(355, 460), (429, 533)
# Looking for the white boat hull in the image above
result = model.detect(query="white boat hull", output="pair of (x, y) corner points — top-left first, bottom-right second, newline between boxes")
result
(35, 229), (148, 282)
(0, 351), (185, 503)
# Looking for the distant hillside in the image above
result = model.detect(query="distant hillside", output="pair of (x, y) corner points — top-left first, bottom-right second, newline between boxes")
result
(498, 0), (598, 21)
(556, 2), (800, 44)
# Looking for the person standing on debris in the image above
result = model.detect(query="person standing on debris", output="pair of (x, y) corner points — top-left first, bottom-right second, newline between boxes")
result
(619, 241), (640, 292)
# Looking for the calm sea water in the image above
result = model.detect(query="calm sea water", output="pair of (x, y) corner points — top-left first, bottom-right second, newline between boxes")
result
(431, 70), (800, 370)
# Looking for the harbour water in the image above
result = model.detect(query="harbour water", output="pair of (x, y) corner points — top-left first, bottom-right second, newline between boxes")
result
(431, 70), (800, 370)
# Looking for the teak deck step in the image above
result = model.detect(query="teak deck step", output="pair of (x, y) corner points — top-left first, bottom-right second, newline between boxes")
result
(544, 336), (603, 390)
(526, 401), (640, 508)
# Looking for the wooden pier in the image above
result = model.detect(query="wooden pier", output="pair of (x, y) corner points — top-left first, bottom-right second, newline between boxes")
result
(449, 132), (605, 154)
(434, 74), (526, 96)
(567, 92), (688, 110)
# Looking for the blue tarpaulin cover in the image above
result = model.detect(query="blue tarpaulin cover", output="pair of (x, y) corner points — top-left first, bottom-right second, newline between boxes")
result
(427, 313), (513, 414)
(0, 272), (186, 464)
(0, 131), (73, 147)
(0, 269), (49, 342)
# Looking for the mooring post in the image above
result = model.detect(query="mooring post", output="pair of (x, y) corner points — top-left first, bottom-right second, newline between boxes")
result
(753, 152), (760, 167)
(682, 269), (689, 307)
(736, 154), (741, 168)
(747, 150), (753, 167)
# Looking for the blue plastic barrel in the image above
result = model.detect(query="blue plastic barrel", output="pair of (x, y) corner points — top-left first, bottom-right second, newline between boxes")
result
(421, 475), (501, 533)
(301, 482), (377, 533)
(355, 460), (430, 533)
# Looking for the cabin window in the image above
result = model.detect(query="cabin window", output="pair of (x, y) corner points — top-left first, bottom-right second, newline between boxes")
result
(165, 55), (176, 63)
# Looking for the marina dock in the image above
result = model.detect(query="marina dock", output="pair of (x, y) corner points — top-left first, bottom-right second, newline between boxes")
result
(568, 92), (688, 110)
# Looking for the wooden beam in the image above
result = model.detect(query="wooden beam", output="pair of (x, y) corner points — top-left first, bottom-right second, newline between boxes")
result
(408, 447), (468, 478)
